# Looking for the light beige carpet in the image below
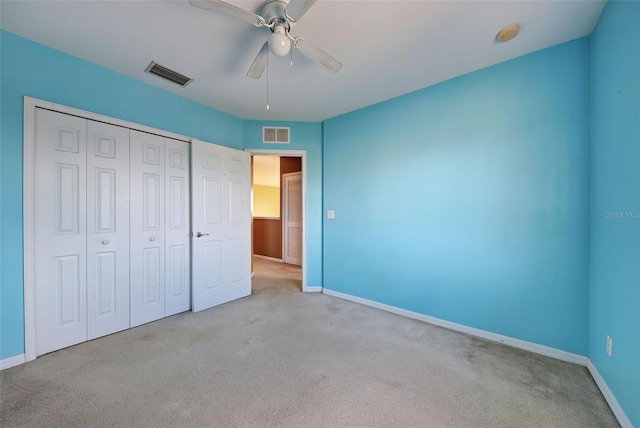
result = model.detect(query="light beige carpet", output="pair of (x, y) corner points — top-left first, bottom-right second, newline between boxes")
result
(1, 257), (618, 427)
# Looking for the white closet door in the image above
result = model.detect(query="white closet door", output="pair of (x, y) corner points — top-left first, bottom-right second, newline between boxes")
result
(164, 138), (191, 316)
(34, 108), (88, 356)
(86, 120), (130, 339)
(130, 130), (165, 327)
(191, 139), (251, 312)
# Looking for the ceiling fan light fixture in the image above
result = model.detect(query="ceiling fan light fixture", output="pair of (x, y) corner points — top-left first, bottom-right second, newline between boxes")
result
(269, 25), (291, 56)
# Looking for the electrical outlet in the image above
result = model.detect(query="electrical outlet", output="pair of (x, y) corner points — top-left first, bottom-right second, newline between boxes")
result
(327, 210), (335, 219)
(606, 335), (613, 358)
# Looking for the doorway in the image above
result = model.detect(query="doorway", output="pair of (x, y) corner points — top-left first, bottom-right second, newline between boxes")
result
(246, 149), (308, 292)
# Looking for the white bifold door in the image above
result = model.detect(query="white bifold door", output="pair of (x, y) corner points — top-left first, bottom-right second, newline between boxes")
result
(191, 139), (251, 312)
(34, 108), (130, 356)
(164, 138), (192, 316)
(129, 130), (191, 327)
(86, 121), (131, 339)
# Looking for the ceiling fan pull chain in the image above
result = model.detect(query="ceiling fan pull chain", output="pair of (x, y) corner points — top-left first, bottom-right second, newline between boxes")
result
(290, 47), (293, 66)
(266, 50), (270, 110)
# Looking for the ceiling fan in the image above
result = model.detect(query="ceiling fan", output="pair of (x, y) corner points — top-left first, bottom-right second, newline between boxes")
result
(188, 0), (342, 78)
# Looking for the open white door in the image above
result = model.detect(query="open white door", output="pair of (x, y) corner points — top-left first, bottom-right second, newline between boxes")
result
(283, 172), (302, 266)
(191, 139), (251, 312)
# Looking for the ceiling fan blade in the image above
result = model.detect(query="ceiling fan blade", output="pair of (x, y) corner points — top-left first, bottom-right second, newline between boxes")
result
(188, 0), (264, 26)
(247, 42), (269, 79)
(294, 38), (342, 74)
(284, 0), (317, 21)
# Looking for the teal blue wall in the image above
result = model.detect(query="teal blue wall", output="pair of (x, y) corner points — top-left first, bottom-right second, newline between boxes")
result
(0, 30), (243, 359)
(242, 121), (323, 288)
(589, 1), (640, 426)
(323, 38), (591, 355)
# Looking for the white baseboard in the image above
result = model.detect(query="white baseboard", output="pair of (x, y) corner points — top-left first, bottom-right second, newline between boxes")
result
(304, 286), (322, 293)
(322, 289), (588, 366)
(1, 354), (26, 370)
(253, 254), (283, 263)
(587, 359), (633, 428)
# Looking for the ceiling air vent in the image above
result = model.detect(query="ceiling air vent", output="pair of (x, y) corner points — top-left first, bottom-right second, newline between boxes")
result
(263, 126), (290, 144)
(145, 61), (193, 87)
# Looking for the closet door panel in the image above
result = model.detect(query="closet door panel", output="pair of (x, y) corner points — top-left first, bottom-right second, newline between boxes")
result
(130, 130), (165, 327)
(165, 138), (191, 316)
(86, 120), (130, 339)
(34, 108), (88, 356)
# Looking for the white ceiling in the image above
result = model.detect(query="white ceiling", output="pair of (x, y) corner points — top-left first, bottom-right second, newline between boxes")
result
(0, 0), (606, 122)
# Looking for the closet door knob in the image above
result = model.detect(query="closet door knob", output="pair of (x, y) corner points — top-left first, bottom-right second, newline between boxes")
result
(195, 232), (210, 238)
(149, 237), (155, 242)
(101, 240), (109, 245)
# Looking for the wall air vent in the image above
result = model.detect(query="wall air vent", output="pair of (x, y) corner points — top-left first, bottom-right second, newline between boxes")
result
(263, 126), (290, 144)
(145, 61), (193, 87)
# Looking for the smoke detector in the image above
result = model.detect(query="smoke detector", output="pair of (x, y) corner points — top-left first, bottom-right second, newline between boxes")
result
(497, 25), (520, 43)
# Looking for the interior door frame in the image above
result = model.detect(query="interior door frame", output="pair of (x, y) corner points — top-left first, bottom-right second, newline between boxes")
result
(22, 96), (190, 362)
(245, 149), (309, 292)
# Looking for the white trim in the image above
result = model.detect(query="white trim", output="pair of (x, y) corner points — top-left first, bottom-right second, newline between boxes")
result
(587, 359), (633, 428)
(322, 288), (588, 366)
(23, 96), (194, 363)
(24, 97), (191, 142)
(1, 354), (26, 370)
(253, 254), (284, 263)
(245, 149), (309, 292)
(305, 286), (322, 293)
(23, 98), (37, 362)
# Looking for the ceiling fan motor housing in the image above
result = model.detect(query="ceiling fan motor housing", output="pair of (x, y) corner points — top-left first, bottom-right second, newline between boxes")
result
(262, 0), (290, 25)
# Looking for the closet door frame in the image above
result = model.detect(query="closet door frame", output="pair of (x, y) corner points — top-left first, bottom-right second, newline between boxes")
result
(23, 97), (191, 362)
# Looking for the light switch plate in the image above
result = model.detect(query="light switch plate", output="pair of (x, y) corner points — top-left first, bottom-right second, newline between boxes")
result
(327, 210), (335, 219)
